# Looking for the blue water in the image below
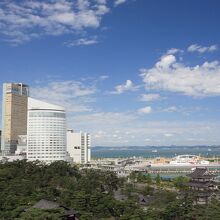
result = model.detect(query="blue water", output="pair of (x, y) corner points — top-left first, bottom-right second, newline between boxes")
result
(91, 147), (220, 159)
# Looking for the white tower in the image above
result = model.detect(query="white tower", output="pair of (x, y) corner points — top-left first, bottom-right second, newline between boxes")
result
(27, 98), (67, 163)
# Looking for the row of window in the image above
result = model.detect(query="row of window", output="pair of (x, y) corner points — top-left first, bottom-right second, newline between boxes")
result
(28, 134), (65, 137)
(28, 152), (66, 155)
(28, 146), (65, 148)
(29, 119), (65, 122)
(28, 148), (65, 150)
(28, 130), (65, 133)
(29, 112), (65, 118)
(28, 126), (65, 128)
(28, 141), (65, 143)
(29, 118), (65, 121)
(28, 142), (65, 144)
(28, 156), (65, 159)
(28, 124), (65, 126)
(28, 131), (65, 133)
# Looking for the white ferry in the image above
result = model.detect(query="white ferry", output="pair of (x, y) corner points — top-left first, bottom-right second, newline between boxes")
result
(169, 155), (209, 165)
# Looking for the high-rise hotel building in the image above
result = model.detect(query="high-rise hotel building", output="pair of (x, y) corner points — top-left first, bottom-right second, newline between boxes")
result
(1, 83), (29, 154)
(27, 98), (67, 163)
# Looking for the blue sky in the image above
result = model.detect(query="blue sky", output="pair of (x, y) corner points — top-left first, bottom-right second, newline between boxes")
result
(0, 0), (220, 146)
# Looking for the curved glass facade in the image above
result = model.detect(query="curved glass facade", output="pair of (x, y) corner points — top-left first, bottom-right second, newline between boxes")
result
(27, 110), (66, 163)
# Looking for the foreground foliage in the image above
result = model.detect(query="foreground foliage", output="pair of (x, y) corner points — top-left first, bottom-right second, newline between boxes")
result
(0, 161), (219, 219)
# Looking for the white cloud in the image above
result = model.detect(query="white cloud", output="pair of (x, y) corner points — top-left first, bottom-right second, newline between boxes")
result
(69, 111), (220, 146)
(94, 130), (106, 139)
(162, 106), (203, 115)
(166, 48), (182, 55)
(31, 80), (96, 113)
(99, 75), (109, 80)
(65, 36), (98, 46)
(155, 54), (176, 69)
(111, 79), (139, 94)
(0, 0), (110, 44)
(145, 138), (151, 142)
(138, 106), (152, 114)
(187, 44), (218, 53)
(140, 54), (220, 97)
(31, 80), (217, 146)
(139, 93), (161, 102)
(28, 76), (220, 147)
(163, 106), (178, 112)
(164, 133), (173, 137)
(114, 0), (127, 6)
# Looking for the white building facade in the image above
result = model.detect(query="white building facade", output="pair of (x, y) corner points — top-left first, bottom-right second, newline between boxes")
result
(27, 98), (67, 163)
(15, 135), (27, 155)
(67, 130), (91, 164)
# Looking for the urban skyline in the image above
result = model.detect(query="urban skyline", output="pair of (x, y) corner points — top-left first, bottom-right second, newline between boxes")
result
(0, 1), (219, 219)
(0, 82), (91, 164)
(0, 0), (220, 146)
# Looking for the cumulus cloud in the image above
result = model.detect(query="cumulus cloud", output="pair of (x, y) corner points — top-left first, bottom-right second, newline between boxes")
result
(65, 36), (98, 46)
(138, 106), (152, 114)
(111, 79), (139, 94)
(155, 54), (176, 69)
(69, 111), (220, 146)
(31, 80), (96, 112)
(29, 79), (219, 146)
(0, 0), (110, 44)
(140, 54), (220, 97)
(187, 44), (218, 53)
(139, 93), (161, 102)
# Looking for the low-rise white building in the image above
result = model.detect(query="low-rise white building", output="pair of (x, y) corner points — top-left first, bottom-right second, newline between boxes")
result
(67, 130), (91, 164)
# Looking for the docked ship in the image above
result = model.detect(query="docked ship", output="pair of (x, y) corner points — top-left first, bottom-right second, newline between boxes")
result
(169, 155), (209, 165)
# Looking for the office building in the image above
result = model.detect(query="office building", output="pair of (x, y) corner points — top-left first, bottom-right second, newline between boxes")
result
(67, 130), (91, 164)
(27, 98), (67, 163)
(1, 83), (29, 154)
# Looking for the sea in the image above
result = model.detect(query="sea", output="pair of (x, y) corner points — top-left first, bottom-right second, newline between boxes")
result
(91, 146), (220, 159)
(91, 146), (220, 179)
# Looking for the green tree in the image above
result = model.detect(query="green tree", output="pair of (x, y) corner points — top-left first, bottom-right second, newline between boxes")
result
(17, 208), (63, 220)
(146, 173), (152, 184)
(155, 174), (161, 185)
(173, 176), (189, 190)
